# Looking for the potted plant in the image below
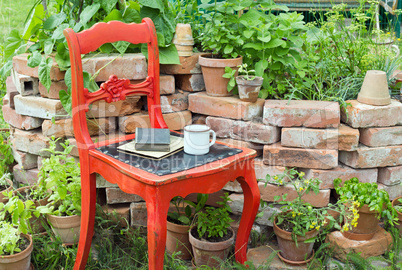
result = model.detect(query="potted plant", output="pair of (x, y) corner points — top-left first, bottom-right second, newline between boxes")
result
(0, 221), (33, 270)
(334, 177), (397, 241)
(197, 0), (245, 96)
(36, 137), (81, 244)
(223, 64), (263, 102)
(262, 168), (357, 264)
(189, 193), (234, 268)
(167, 194), (208, 260)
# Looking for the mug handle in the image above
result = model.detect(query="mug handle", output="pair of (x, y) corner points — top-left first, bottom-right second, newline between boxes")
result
(209, 130), (216, 147)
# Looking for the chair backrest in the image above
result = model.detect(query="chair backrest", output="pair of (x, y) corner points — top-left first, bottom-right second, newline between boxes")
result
(63, 18), (168, 150)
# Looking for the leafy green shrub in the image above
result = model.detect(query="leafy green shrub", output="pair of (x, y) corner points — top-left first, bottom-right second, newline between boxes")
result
(168, 194), (208, 225)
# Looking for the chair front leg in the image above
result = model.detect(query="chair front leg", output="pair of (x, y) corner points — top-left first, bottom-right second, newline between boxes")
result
(146, 194), (170, 270)
(74, 172), (97, 270)
(235, 165), (261, 264)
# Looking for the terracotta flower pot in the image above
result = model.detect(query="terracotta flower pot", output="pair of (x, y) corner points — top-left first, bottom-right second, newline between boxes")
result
(0, 178), (13, 203)
(166, 220), (192, 260)
(0, 234), (33, 270)
(236, 75), (263, 102)
(273, 218), (318, 263)
(173, 23), (194, 57)
(342, 204), (379, 241)
(189, 227), (234, 268)
(198, 55), (242, 97)
(47, 214), (81, 244)
(392, 196), (402, 234)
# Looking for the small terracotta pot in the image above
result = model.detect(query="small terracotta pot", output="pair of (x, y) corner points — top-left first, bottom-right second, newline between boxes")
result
(342, 204), (379, 241)
(166, 220), (192, 260)
(236, 75), (263, 102)
(357, 70), (391, 106)
(173, 23), (194, 57)
(189, 227), (234, 268)
(47, 214), (81, 244)
(273, 217), (318, 262)
(0, 234), (33, 270)
(392, 196), (402, 234)
(199, 55), (242, 97)
(0, 178), (13, 203)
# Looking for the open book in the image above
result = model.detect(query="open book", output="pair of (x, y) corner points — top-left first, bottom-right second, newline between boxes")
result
(117, 135), (184, 160)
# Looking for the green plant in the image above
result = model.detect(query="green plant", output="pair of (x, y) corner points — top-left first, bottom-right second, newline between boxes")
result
(334, 177), (398, 227)
(168, 193), (208, 225)
(195, 192), (233, 240)
(36, 137), (81, 216)
(0, 131), (14, 176)
(395, 198), (402, 213)
(261, 168), (358, 244)
(223, 63), (259, 92)
(0, 221), (24, 255)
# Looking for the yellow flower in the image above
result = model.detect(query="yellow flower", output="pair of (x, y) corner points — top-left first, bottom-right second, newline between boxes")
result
(398, 38), (401, 41)
(279, 180), (283, 185)
(310, 225), (314, 229)
(274, 176), (278, 180)
(312, 221), (316, 225)
(298, 212), (302, 215)
(299, 187), (303, 192)
(315, 226), (320, 230)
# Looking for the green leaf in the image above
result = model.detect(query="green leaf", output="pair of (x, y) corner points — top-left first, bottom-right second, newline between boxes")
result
(243, 30), (254, 39)
(4, 30), (23, 61)
(0, 61), (13, 78)
(224, 45), (233, 55)
(43, 39), (55, 55)
(265, 38), (286, 49)
(257, 35), (271, 43)
(83, 71), (99, 92)
(22, 3), (45, 40)
(101, 0), (118, 13)
(138, 0), (164, 11)
(57, 185), (68, 200)
(178, 216), (190, 225)
(54, 43), (70, 70)
(103, 9), (122, 22)
(273, 195), (280, 201)
(255, 59), (268, 77)
(123, 8), (141, 23)
(100, 43), (114, 53)
(243, 43), (262, 51)
(140, 6), (175, 45)
(142, 44), (180, 65)
(59, 89), (72, 116)
(112, 41), (130, 54)
(27, 51), (42, 68)
(80, 4), (101, 26)
(43, 12), (67, 30)
(38, 57), (53, 91)
(52, 23), (69, 40)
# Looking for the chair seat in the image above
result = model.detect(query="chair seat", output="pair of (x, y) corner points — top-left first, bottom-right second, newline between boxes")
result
(89, 135), (256, 185)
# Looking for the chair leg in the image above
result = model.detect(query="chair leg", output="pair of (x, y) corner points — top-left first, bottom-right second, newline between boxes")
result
(74, 172), (97, 270)
(235, 167), (261, 264)
(146, 195), (170, 270)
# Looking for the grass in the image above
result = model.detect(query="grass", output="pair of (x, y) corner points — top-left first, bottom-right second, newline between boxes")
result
(0, 0), (34, 43)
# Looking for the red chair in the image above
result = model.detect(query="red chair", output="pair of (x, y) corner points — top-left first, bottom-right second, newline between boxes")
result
(64, 18), (260, 270)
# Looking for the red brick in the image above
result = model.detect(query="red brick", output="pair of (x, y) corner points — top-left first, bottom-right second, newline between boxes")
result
(106, 187), (144, 204)
(160, 75), (175, 95)
(13, 164), (39, 185)
(341, 99), (402, 128)
(360, 126), (402, 147)
(11, 128), (62, 156)
(42, 117), (116, 138)
(339, 145), (402, 168)
(13, 54), (65, 81)
(223, 180), (242, 193)
(38, 81), (66, 99)
(300, 164), (378, 189)
(87, 96), (142, 117)
(119, 111), (192, 133)
(247, 245), (307, 269)
(192, 114), (207, 125)
(217, 138), (263, 156)
(130, 202), (147, 227)
(160, 53), (203, 74)
(326, 227), (392, 261)
(206, 116), (280, 144)
(263, 100), (340, 128)
(102, 204), (130, 227)
(14, 95), (67, 120)
(338, 124), (359, 151)
(2, 104), (43, 130)
(82, 53), (147, 82)
(378, 165), (402, 185)
(258, 182), (330, 207)
(11, 147), (38, 170)
(160, 90), (189, 113)
(254, 158), (288, 182)
(6, 76), (19, 109)
(175, 74), (205, 92)
(263, 143), (338, 169)
(189, 92), (265, 121)
(281, 127), (338, 149)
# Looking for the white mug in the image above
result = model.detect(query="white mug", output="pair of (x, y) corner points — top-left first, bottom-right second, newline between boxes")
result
(184, 124), (216, 155)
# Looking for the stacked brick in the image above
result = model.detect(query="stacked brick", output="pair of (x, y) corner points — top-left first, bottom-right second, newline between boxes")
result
(4, 53), (194, 227)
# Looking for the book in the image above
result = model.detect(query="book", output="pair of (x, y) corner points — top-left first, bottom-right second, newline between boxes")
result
(118, 135), (184, 160)
(135, 128), (170, 152)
